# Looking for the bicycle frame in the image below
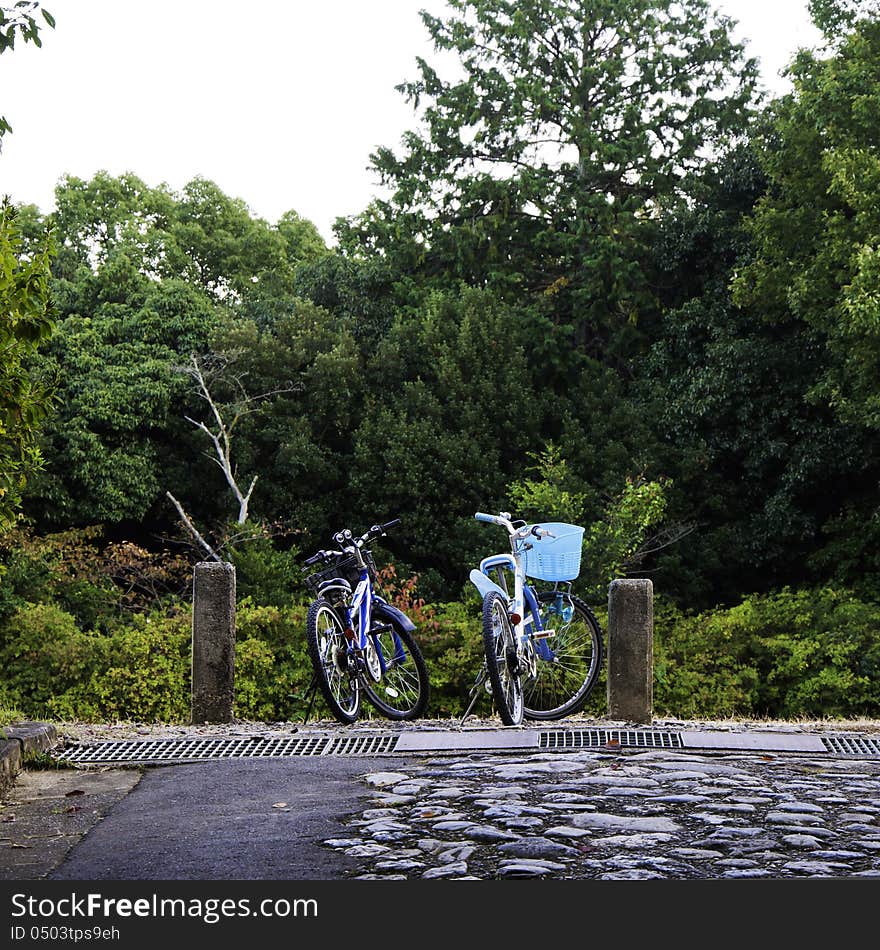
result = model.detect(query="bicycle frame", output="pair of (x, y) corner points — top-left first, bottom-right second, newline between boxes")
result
(470, 542), (557, 662)
(335, 564), (410, 674)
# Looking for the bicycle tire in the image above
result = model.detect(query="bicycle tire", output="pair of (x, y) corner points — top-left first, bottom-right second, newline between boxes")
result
(481, 590), (524, 725)
(361, 624), (430, 721)
(523, 590), (603, 721)
(306, 597), (360, 724)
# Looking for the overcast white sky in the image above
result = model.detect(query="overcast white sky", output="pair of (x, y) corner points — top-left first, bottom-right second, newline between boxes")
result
(0, 1), (822, 244)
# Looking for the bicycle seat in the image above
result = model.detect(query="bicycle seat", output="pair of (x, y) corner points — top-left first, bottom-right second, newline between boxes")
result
(318, 577), (352, 593)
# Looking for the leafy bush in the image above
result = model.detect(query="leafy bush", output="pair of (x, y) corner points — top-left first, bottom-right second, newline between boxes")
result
(654, 587), (880, 718)
(228, 534), (303, 607)
(2, 534), (877, 724)
(60, 612), (191, 721)
(0, 602), (190, 720)
(232, 599), (313, 721)
(0, 525), (189, 628)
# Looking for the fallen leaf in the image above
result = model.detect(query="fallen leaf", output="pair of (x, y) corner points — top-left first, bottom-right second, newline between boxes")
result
(64, 805), (82, 814)
(64, 789), (85, 797)
(272, 802), (288, 809)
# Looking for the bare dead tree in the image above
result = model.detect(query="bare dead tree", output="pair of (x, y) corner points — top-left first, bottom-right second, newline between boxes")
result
(166, 353), (295, 559)
(181, 353), (259, 524)
(165, 490), (220, 561)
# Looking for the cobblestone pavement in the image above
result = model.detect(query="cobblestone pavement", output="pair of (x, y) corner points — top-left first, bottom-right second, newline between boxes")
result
(40, 716), (880, 880)
(324, 744), (880, 880)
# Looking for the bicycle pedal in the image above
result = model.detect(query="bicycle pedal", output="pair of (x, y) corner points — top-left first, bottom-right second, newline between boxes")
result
(370, 623), (392, 634)
(532, 629), (556, 640)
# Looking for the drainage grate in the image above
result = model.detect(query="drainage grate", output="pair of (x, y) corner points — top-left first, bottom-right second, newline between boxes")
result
(821, 735), (880, 756)
(539, 729), (683, 750)
(56, 733), (399, 765)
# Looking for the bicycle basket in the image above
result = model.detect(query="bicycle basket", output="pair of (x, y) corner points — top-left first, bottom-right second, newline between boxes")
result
(304, 551), (377, 596)
(517, 523), (585, 581)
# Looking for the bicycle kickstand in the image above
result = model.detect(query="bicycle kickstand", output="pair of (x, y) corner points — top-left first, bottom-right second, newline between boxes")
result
(461, 665), (488, 724)
(302, 672), (319, 723)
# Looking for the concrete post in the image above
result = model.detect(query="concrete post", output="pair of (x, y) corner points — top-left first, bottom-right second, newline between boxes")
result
(607, 578), (653, 724)
(191, 560), (236, 724)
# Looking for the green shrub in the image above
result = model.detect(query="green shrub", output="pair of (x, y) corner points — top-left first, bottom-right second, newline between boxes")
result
(0, 602), (109, 714)
(232, 599), (313, 721)
(63, 612), (191, 721)
(416, 599), (485, 718)
(0, 602), (192, 721)
(654, 588), (880, 718)
(229, 536), (304, 607)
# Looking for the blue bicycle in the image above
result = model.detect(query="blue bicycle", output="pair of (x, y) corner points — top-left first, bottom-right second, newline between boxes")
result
(468, 511), (603, 725)
(302, 518), (430, 724)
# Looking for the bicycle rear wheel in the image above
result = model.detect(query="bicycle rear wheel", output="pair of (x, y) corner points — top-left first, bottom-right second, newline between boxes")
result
(361, 623), (430, 721)
(306, 598), (360, 724)
(481, 590), (524, 725)
(523, 590), (603, 720)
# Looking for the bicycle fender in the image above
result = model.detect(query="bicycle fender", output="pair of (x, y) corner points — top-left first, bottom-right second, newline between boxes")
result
(371, 600), (416, 634)
(469, 568), (508, 602)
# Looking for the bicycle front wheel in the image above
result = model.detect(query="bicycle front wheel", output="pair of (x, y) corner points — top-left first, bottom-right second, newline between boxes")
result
(361, 623), (430, 721)
(306, 598), (360, 724)
(481, 590), (524, 726)
(523, 591), (603, 721)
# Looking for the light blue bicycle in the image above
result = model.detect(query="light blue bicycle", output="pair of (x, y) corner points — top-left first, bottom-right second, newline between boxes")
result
(467, 511), (603, 725)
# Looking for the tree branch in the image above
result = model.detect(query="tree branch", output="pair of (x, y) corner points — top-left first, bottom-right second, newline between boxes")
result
(165, 491), (220, 562)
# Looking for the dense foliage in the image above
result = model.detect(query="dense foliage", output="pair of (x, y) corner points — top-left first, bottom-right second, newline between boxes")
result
(2, 0), (880, 722)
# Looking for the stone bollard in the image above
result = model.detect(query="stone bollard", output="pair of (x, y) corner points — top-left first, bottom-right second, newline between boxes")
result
(191, 560), (236, 724)
(607, 578), (653, 724)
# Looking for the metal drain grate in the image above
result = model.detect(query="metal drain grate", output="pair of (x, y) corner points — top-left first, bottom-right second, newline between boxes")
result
(539, 729), (683, 750)
(56, 733), (399, 765)
(821, 735), (880, 756)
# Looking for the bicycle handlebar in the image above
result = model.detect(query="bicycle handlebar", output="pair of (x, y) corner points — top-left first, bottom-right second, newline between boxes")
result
(475, 512), (556, 540)
(303, 547), (345, 566)
(474, 512), (497, 524)
(358, 517), (400, 544)
(532, 525), (556, 539)
(304, 517), (400, 566)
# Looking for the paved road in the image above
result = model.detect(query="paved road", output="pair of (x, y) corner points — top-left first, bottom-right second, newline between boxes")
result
(47, 757), (407, 881)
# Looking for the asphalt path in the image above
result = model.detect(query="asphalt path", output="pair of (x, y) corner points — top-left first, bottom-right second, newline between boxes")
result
(49, 757), (409, 881)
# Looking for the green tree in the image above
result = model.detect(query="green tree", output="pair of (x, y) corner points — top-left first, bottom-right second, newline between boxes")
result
(640, 143), (880, 607)
(50, 172), (306, 302)
(0, 3), (56, 528)
(24, 174), (325, 529)
(339, 0), (757, 355)
(809, 0), (880, 36)
(708, 3), (880, 600)
(733, 7), (880, 428)
(348, 287), (546, 583)
(0, 201), (55, 528)
(204, 298), (364, 544)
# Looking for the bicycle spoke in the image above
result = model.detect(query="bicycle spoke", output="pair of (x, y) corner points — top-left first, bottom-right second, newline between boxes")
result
(361, 626), (430, 720)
